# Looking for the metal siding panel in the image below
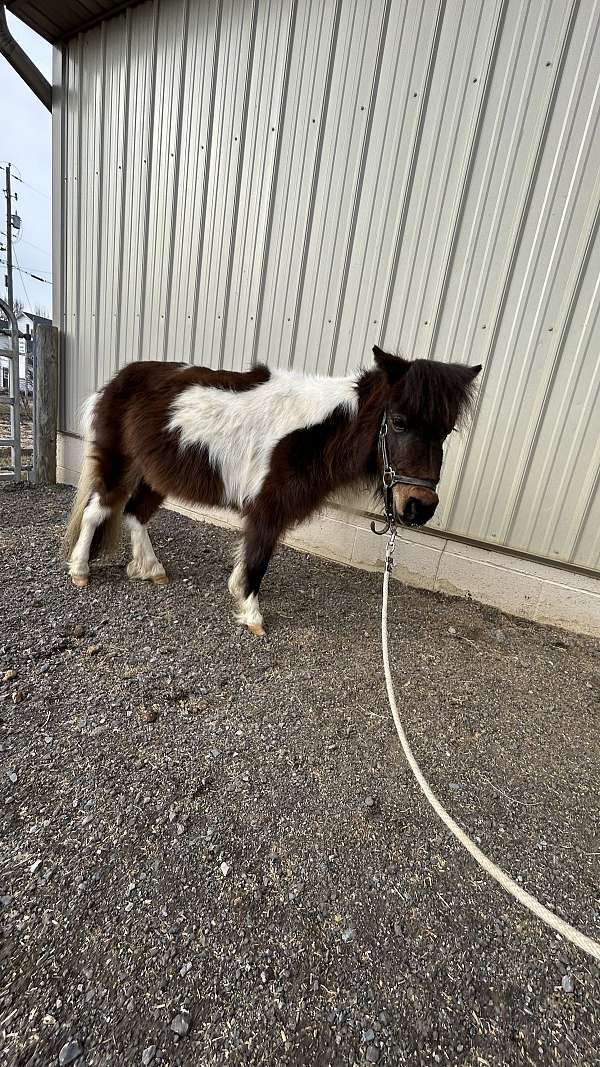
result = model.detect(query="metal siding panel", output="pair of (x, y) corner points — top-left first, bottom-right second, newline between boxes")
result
(96, 12), (129, 384)
(77, 26), (105, 401)
(253, 0), (342, 368)
(331, 0), (441, 374)
(383, 0), (500, 358)
(222, 0), (295, 372)
(429, 0), (573, 530)
(118, 3), (157, 367)
(290, 0), (389, 374)
(63, 37), (83, 431)
(165, 0), (220, 364)
(192, 0), (257, 368)
(140, 0), (188, 361)
(60, 0), (600, 572)
(440, 0), (600, 564)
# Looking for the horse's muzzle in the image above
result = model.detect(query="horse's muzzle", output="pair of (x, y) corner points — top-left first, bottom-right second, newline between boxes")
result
(400, 496), (437, 526)
(392, 484), (439, 527)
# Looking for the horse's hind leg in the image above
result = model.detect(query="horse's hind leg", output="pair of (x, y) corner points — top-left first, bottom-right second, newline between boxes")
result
(66, 440), (131, 587)
(228, 517), (279, 637)
(124, 481), (168, 585)
(68, 493), (113, 587)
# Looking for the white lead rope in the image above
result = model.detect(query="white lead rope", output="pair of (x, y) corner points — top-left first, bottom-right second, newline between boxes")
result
(381, 530), (600, 963)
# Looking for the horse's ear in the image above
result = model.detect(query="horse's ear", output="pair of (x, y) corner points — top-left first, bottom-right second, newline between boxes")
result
(372, 345), (410, 383)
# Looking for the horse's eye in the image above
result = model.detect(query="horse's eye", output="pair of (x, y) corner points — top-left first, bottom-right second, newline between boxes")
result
(390, 417), (407, 434)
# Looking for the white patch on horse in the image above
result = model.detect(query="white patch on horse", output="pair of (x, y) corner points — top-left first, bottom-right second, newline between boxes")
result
(167, 369), (359, 508)
(69, 492), (111, 581)
(124, 514), (167, 582)
(79, 391), (101, 439)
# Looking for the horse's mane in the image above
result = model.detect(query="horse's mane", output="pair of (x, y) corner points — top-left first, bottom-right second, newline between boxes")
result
(397, 359), (480, 435)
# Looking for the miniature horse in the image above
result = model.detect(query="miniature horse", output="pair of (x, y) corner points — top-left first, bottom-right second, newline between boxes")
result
(64, 347), (480, 635)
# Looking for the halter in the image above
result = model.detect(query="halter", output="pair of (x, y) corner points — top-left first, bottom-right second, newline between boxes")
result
(370, 411), (439, 536)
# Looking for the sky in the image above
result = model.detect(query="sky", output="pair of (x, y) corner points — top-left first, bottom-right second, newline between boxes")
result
(0, 13), (52, 317)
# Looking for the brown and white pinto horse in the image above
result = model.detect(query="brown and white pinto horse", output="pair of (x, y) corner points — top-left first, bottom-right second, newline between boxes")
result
(64, 347), (480, 635)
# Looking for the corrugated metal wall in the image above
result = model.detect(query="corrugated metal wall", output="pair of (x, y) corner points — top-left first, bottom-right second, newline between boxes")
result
(59, 0), (600, 573)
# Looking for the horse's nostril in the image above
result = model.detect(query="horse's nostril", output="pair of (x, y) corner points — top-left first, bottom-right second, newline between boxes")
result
(403, 496), (437, 525)
(404, 498), (419, 524)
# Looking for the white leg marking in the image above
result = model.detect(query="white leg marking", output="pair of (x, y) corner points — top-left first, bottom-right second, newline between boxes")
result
(124, 515), (167, 583)
(235, 593), (265, 637)
(69, 493), (111, 585)
(227, 543), (265, 635)
(227, 542), (246, 599)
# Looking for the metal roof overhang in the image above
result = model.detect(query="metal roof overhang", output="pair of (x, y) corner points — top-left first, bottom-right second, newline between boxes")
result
(5, 0), (142, 42)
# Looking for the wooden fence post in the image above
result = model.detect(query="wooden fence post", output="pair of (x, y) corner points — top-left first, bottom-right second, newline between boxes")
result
(33, 323), (58, 485)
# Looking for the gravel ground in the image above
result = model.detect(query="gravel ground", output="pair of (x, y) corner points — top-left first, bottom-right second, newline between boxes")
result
(1, 485), (599, 1067)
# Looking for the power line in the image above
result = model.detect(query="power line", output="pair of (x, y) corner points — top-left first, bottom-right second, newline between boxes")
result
(0, 258), (52, 284)
(12, 174), (50, 200)
(0, 229), (51, 258)
(0, 257), (52, 277)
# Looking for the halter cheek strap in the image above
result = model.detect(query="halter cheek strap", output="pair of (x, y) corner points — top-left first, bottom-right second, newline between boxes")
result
(371, 411), (439, 536)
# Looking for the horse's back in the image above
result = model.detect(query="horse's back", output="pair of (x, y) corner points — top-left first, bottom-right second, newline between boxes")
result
(104, 359), (271, 398)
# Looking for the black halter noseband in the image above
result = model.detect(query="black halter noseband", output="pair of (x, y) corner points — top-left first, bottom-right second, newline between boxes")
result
(371, 411), (439, 536)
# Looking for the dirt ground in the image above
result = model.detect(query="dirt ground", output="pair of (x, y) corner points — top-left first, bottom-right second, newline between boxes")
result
(1, 485), (599, 1067)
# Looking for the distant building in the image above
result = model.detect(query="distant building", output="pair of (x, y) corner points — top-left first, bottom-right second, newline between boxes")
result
(0, 310), (51, 392)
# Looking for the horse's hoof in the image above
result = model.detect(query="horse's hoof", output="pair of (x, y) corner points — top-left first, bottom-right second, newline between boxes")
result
(152, 574), (169, 586)
(248, 622), (266, 637)
(71, 575), (88, 588)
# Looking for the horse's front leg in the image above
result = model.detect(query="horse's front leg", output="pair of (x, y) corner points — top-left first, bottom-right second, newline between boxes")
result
(228, 517), (280, 637)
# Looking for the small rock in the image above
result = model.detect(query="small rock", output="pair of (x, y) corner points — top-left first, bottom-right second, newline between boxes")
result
(341, 926), (355, 943)
(447, 627), (457, 636)
(562, 975), (575, 994)
(7, 769), (17, 784)
(141, 708), (157, 724)
(141, 1047), (156, 1066)
(2, 669), (17, 682)
(220, 862), (230, 877)
(30, 859), (43, 875)
(365, 1047), (380, 1064)
(86, 645), (101, 656)
(72, 625), (86, 639)
(365, 796), (375, 808)
(494, 629), (506, 643)
(58, 1039), (84, 1065)
(363, 1029), (375, 1043)
(171, 1010), (190, 1036)
(180, 961), (192, 977)
(11, 690), (25, 704)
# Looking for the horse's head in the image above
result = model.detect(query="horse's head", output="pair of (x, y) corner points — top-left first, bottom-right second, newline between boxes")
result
(372, 346), (481, 528)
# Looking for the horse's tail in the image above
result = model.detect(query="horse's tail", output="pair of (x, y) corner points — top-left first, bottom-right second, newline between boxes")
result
(62, 392), (125, 562)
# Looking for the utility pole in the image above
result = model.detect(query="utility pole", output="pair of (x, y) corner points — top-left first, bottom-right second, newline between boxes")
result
(4, 163), (13, 310)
